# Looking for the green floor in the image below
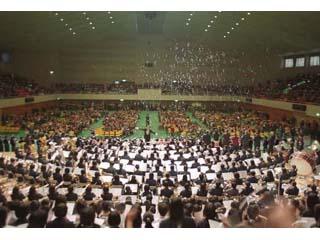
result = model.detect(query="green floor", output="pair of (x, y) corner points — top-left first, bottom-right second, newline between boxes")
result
(126, 111), (169, 139)
(0, 129), (26, 138)
(78, 118), (105, 138)
(186, 112), (208, 129)
(1, 111), (205, 140)
(79, 111), (170, 139)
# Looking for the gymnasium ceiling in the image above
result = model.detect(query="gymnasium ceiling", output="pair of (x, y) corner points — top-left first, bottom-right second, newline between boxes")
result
(0, 11), (320, 54)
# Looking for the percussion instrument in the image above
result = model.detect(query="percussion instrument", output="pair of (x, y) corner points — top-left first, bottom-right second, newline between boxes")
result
(290, 150), (316, 176)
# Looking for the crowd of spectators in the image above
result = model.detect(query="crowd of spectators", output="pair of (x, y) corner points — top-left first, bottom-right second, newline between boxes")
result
(1, 103), (103, 136)
(160, 111), (202, 137)
(55, 82), (138, 94)
(1, 71), (320, 105)
(252, 72), (320, 104)
(0, 74), (47, 99)
(194, 111), (310, 152)
(103, 110), (138, 136)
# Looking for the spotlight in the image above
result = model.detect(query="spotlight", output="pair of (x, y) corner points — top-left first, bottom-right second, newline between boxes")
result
(49, 70), (54, 75)
(204, 29), (208, 32)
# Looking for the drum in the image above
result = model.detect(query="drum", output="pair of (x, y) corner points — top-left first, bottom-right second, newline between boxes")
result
(290, 150), (316, 176)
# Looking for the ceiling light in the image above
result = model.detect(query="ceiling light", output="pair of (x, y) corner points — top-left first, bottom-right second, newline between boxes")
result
(120, 99), (124, 102)
(223, 35), (226, 38)
(122, 79), (127, 82)
(236, 22), (239, 26)
(49, 70), (54, 75)
(207, 25), (211, 27)
(187, 18), (191, 21)
(111, 21), (115, 24)
(65, 23), (68, 26)
(89, 22), (93, 25)
(108, 11), (111, 14)
(72, 32), (76, 35)
(69, 28), (72, 31)
(227, 31), (230, 34)
(204, 29), (208, 32)
(92, 26), (95, 29)
(241, 17), (245, 21)
(55, 13), (59, 16)
(190, 13), (193, 16)
(210, 20), (214, 23)
(247, 12), (251, 15)
(86, 17), (90, 20)
(83, 12), (86, 15)
(60, 18), (64, 22)
(186, 22), (189, 26)
(231, 27), (234, 30)
(214, 15), (217, 18)
(109, 16), (113, 19)
(174, 100), (178, 102)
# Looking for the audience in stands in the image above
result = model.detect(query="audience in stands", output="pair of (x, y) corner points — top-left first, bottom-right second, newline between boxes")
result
(1, 71), (320, 104)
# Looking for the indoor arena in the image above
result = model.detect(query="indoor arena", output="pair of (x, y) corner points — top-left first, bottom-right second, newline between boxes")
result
(0, 9), (320, 229)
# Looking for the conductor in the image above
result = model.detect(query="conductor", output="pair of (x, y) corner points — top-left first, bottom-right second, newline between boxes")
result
(142, 125), (155, 142)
